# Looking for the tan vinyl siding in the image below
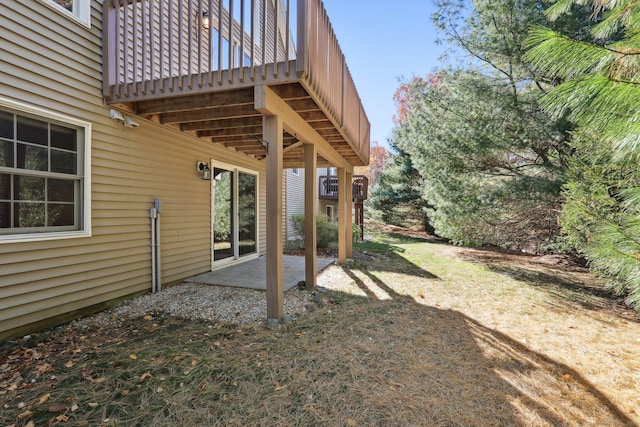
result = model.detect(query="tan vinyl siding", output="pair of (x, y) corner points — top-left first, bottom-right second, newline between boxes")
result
(0, 0), (267, 340)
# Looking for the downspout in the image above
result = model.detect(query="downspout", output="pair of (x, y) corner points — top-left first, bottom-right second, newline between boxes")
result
(154, 199), (162, 292)
(149, 206), (157, 293)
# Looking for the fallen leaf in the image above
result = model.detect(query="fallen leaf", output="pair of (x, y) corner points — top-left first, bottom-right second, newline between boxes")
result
(71, 403), (79, 412)
(81, 366), (93, 382)
(213, 341), (221, 347)
(156, 387), (164, 393)
(139, 372), (152, 382)
(121, 389), (129, 396)
(88, 402), (99, 408)
(65, 360), (75, 368)
(191, 359), (197, 366)
(38, 393), (51, 404)
(48, 403), (67, 413)
(94, 377), (107, 384)
(25, 421), (35, 427)
(55, 414), (69, 422)
(18, 401), (26, 409)
(77, 421), (89, 426)
(129, 354), (137, 360)
(143, 315), (153, 320)
(18, 410), (33, 420)
(346, 418), (357, 426)
(35, 363), (54, 374)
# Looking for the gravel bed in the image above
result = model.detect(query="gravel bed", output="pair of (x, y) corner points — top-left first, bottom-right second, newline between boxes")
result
(66, 262), (353, 330)
(71, 277), (338, 329)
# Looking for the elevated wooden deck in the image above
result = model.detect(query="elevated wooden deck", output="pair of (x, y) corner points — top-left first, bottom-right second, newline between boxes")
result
(102, 0), (370, 168)
(319, 175), (368, 200)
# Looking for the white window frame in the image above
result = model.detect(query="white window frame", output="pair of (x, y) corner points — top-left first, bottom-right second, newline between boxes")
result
(326, 205), (335, 221)
(39, 0), (91, 27)
(0, 97), (92, 244)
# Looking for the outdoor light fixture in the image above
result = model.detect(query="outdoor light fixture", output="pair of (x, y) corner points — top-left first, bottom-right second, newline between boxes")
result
(197, 161), (211, 180)
(110, 109), (140, 129)
(201, 11), (210, 30)
(109, 108), (124, 122)
(124, 116), (139, 128)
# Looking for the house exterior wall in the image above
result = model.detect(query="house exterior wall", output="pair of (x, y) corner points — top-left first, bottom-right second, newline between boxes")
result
(285, 168), (304, 239)
(0, 0), (266, 340)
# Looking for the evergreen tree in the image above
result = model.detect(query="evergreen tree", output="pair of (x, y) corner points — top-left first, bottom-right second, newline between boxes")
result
(525, 0), (640, 308)
(393, 72), (567, 250)
(368, 142), (432, 232)
(386, 0), (593, 251)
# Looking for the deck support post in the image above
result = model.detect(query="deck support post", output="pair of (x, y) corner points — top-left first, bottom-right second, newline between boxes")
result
(264, 113), (284, 321)
(346, 170), (353, 259)
(303, 142), (317, 289)
(338, 167), (348, 264)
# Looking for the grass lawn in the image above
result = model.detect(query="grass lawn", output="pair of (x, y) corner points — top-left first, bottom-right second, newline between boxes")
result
(1, 227), (639, 426)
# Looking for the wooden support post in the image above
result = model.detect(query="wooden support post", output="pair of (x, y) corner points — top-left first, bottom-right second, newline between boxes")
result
(346, 170), (353, 259)
(338, 167), (348, 264)
(304, 143), (317, 290)
(265, 114), (283, 321)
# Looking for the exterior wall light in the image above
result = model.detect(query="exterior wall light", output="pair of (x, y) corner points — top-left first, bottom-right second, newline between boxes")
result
(197, 161), (211, 180)
(201, 11), (210, 30)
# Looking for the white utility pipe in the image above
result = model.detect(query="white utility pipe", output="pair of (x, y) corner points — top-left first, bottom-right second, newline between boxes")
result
(154, 199), (162, 292)
(149, 207), (157, 293)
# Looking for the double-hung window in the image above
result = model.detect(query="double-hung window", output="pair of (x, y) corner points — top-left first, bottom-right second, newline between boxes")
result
(0, 98), (91, 242)
(42, 0), (91, 26)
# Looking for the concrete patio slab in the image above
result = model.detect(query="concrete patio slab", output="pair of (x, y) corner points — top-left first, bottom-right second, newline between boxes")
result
(184, 255), (336, 291)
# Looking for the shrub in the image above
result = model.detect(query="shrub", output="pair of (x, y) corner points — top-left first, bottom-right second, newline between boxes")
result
(291, 214), (337, 248)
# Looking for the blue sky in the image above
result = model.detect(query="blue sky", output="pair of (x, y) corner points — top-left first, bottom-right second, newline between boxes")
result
(322, 0), (446, 147)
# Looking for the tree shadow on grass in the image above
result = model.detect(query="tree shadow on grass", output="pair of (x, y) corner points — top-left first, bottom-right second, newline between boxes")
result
(336, 265), (637, 426)
(455, 248), (640, 324)
(352, 239), (440, 281)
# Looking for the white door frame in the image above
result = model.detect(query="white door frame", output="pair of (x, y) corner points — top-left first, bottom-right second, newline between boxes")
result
(210, 159), (260, 270)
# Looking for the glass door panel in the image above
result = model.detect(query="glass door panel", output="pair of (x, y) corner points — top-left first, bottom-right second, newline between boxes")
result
(213, 167), (234, 262)
(238, 172), (257, 257)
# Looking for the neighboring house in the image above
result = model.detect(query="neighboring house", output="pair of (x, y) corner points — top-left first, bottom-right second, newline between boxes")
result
(284, 166), (369, 241)
(318, 169), (369, 239)
(0, 0), (369, 340)
(284, 168), (304, 240)
(318, 167), (337, 221)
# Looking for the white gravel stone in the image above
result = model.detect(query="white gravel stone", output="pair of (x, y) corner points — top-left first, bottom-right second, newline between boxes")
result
(68, 265), (352, 329)
(72, 283), (316, 328)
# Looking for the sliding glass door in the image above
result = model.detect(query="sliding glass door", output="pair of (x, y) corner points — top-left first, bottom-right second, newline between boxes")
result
(238, 172), (257, 256)
(213, 167), (234, 262)
(212, 162), (258, 267)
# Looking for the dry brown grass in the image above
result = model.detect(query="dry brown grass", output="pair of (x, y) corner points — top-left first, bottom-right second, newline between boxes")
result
(1, 227), (639, 426)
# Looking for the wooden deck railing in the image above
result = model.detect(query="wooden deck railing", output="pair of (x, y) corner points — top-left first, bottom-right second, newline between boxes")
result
(319, 175), (368, 200)
(102, 0), (369, 165)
